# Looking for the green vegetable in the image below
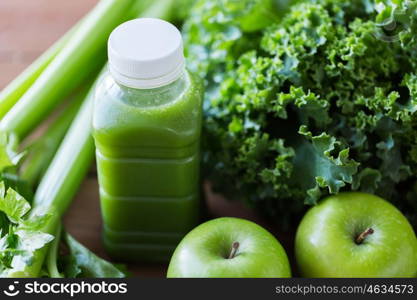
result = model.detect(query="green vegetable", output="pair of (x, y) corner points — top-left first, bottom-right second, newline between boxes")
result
(45, 223), (62, 278)
(61, 233), (126, 278)
(184, 0), (417, 228)
(134, 0), (175, 19)
(183, 0), (284, 93)
(45, 225), (126, 278)
(0, 132), (31, 201)
(130, 0), (197, 22)
(0, 133), (23, 172)
(33, 87), (95, 217)
(0, 182), (125, 278)
(20, 87), (88, 189)
(0, 182), (54, 275)
(0, 0), (135, 140)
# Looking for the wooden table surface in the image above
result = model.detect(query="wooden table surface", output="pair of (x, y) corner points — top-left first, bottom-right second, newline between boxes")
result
(0, 0), (295, 278)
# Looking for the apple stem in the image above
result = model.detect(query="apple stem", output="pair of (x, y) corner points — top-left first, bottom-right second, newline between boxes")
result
(228, 242), (240, 259)
(355, 227), (374, 245)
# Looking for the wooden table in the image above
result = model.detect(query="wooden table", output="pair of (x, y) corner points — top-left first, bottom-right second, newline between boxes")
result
(0, 0), (294, 278)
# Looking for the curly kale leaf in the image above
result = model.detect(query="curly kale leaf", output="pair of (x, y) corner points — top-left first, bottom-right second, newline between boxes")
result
(183, 0), (290, 96)
(294, 126), (359, 204)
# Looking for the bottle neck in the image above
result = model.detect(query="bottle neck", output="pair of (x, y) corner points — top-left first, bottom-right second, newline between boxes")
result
(110, 70), (189, 108)
(109, 61), (185, 90)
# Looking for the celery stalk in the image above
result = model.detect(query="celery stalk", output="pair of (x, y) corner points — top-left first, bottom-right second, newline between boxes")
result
(129, 0), (155, 17)
(138, 0), (175, 19)
(20, 86), (90, 188)
(45, 223), (63, 278)
(32, 90), (95, 217)
(0, 0), (135, 140)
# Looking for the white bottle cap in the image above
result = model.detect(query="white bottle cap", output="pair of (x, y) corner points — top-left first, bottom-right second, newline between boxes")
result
(108, 18), (185, 89)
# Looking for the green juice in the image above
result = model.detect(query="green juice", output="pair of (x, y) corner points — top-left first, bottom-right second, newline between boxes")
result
(93, 18), (203, 262)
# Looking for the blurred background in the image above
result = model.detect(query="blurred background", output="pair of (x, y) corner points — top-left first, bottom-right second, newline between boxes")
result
(0, 0), (97, 89)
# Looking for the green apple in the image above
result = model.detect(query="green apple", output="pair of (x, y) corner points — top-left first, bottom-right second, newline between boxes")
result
(167, 217), (291, 278)
(295, 192), (417, 277)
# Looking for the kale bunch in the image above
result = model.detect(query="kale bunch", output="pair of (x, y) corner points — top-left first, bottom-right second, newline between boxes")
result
(184, 0), (417, 228)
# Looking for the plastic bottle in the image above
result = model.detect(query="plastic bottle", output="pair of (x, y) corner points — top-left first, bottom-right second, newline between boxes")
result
(93, 18), (203, 262)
